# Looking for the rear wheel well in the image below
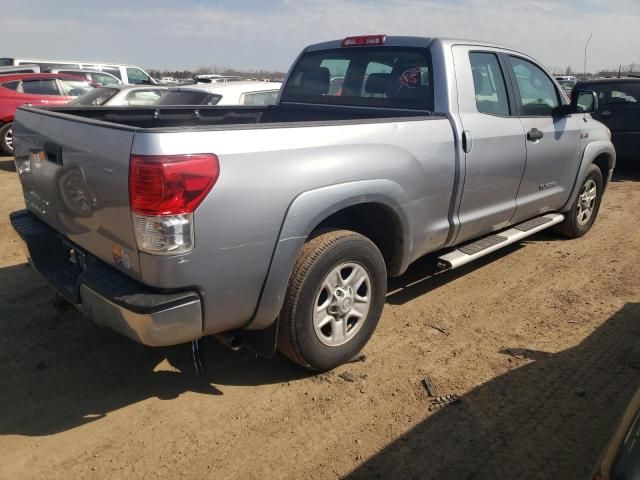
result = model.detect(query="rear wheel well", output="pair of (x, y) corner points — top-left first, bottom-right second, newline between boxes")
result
(311, 203), (403, 276)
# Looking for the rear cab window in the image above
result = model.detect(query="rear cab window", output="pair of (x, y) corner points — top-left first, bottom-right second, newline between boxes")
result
(281, 47), (434, 111)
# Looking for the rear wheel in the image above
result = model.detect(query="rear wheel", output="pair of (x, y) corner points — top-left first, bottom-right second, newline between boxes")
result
(0, 123), (13, 156)
(277, 229), (387, 371)
(554, 164), (604, 238)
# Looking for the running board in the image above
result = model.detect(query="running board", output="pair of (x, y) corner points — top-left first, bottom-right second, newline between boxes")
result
(436, 213), (564, 271)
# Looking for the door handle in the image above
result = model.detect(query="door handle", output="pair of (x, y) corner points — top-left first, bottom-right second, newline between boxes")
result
(527, 128), (544, 141)
(462, 130), (472, 153)
(600, 110), (612, 117)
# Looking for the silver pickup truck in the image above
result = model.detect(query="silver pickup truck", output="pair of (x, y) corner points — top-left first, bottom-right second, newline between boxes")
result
(10, 35), (615, 371)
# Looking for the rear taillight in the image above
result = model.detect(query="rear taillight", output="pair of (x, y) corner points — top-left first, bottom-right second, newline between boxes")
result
(129, 154), (219, 215)
(129, 153), (219, 255)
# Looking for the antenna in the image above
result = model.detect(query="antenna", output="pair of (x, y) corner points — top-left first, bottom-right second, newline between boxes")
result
(584, 33), (593, 79)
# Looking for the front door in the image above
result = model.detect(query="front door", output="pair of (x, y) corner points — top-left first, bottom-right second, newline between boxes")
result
(505, 55), (583, 223)
(452, 46), (527, 244)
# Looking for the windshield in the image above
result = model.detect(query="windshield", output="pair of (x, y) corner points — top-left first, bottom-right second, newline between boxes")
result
(281, 47), (433, 111)
(157, 90), (221, 106)
(69, 87), (119, 105)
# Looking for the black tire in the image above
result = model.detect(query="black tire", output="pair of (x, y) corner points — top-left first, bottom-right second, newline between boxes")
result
(277, 229), (387, 371)
(554, 164), (604, 238)
(0, 122), (13, 156)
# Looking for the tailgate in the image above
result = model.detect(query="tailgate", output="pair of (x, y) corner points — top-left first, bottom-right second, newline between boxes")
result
(13, 107), (141, 279)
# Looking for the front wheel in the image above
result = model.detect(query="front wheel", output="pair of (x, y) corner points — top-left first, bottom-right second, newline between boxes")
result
(0, 123), (13, 156)
(554, 164), (604, 238)
(277, 229), (387, 371)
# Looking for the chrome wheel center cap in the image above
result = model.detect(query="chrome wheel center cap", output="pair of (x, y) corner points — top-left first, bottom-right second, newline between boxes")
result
(329, 287), (354, 315)
(341, 297), (353, 313)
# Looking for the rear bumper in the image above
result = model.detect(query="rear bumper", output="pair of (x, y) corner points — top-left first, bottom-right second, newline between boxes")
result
(10, 209), (203, 346)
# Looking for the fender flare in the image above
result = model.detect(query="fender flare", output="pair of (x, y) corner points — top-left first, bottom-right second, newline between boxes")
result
(561, 140), (616, 212)
(245, 179), (413, 331)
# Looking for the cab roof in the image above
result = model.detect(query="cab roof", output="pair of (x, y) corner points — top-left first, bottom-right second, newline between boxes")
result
(304, 35), (516, 53)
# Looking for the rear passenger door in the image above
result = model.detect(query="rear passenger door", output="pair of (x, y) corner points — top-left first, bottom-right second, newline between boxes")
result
(505, 56), (582, 222)
(16, 78), (65, 106)
(452, 46), (527, 244)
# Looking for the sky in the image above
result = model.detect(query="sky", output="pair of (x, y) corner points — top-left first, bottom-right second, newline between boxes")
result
(1, 0), (639, 73)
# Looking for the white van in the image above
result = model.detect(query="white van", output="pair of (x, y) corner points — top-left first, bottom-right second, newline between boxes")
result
(0, 57), (156, 85)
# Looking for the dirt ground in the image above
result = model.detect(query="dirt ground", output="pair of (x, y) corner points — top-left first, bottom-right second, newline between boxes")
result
(0, 154), (638, 480)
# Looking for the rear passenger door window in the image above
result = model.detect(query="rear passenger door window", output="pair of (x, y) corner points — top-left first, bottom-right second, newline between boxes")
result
(469, 52), (510, 115)
(21, 79), (60, 95)
(508, 56), (559, 116)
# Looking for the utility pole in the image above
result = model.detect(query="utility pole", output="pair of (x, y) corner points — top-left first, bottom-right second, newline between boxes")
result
(584, 33), (593, 79)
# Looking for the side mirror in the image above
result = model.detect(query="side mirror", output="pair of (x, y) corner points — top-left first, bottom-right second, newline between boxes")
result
(572, 89), (599, 114)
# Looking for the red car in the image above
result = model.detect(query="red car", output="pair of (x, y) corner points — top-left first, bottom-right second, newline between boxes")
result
(0, 73), (94, 155)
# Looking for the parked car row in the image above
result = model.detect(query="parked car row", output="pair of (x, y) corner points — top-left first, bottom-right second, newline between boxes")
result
(0, 69), (283, 155)
(0, 73), (94, 154)
(0, 57), (155, 85)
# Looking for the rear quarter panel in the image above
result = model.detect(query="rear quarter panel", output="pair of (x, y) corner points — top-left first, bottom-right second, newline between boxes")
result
(132, 117), (456, 334)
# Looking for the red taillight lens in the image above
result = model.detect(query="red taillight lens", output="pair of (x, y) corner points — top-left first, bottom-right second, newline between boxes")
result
(342, 35), (386, 47)
(129, 154), (219, 215)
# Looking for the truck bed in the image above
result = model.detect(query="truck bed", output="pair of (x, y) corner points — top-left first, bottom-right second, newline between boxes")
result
(27, 103), (434, 130)
(12, 101), (455, 337)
